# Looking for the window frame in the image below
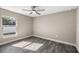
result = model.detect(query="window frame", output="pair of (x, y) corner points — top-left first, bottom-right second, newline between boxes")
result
(1, 15), (17, 38)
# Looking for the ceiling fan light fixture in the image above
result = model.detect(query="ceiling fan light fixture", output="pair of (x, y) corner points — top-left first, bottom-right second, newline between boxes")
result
(22, 6), (45, 15)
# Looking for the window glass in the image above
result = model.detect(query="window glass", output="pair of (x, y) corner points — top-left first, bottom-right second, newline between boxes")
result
(2, 16), (16, 35)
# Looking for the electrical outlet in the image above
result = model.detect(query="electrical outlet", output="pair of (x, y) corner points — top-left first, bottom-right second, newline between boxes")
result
(54, 34), (58, 37)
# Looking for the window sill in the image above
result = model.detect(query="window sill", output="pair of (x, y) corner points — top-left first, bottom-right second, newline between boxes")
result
(2, 34), (17, 38)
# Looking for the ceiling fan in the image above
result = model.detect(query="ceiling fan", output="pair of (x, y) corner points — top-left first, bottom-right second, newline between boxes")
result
(22, 6), (45, 15)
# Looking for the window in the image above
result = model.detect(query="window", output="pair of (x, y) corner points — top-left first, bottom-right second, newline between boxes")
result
(2, 16), (16, 35)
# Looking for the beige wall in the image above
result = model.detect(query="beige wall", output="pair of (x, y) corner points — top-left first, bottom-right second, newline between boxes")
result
(0, 8), (33, 43)
(76, 8), (79, 52)
(33, 10), (76, 44)
(0, 8), (77, 46)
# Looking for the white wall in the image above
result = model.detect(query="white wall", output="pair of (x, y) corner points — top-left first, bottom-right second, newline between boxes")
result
(0, 8), (33, 43)
(33, 10), (76, 45)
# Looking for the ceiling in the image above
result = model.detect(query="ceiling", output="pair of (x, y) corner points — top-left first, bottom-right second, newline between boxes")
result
(0, 6), (78, 17)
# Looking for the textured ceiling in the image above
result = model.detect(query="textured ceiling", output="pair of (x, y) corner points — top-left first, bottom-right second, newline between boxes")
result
(1, 6), (78, 17)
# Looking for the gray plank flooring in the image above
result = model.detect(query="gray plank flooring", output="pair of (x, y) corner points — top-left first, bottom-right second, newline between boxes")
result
(0, 36), (78, 53)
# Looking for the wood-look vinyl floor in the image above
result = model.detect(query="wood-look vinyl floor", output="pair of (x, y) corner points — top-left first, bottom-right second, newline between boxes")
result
(0, 36), (78, 53)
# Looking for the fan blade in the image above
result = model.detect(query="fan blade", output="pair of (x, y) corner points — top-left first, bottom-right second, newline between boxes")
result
(29, 12), (33, 14)
(35, 11), (40, 15)
(36, 9), (45, 11)
(22, 9), (32, 11)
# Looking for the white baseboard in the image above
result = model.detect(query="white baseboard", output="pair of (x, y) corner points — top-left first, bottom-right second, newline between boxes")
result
(0, 35), (32, 45)
(0, 34), (76, 47)
(33, 35), (76, 46)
